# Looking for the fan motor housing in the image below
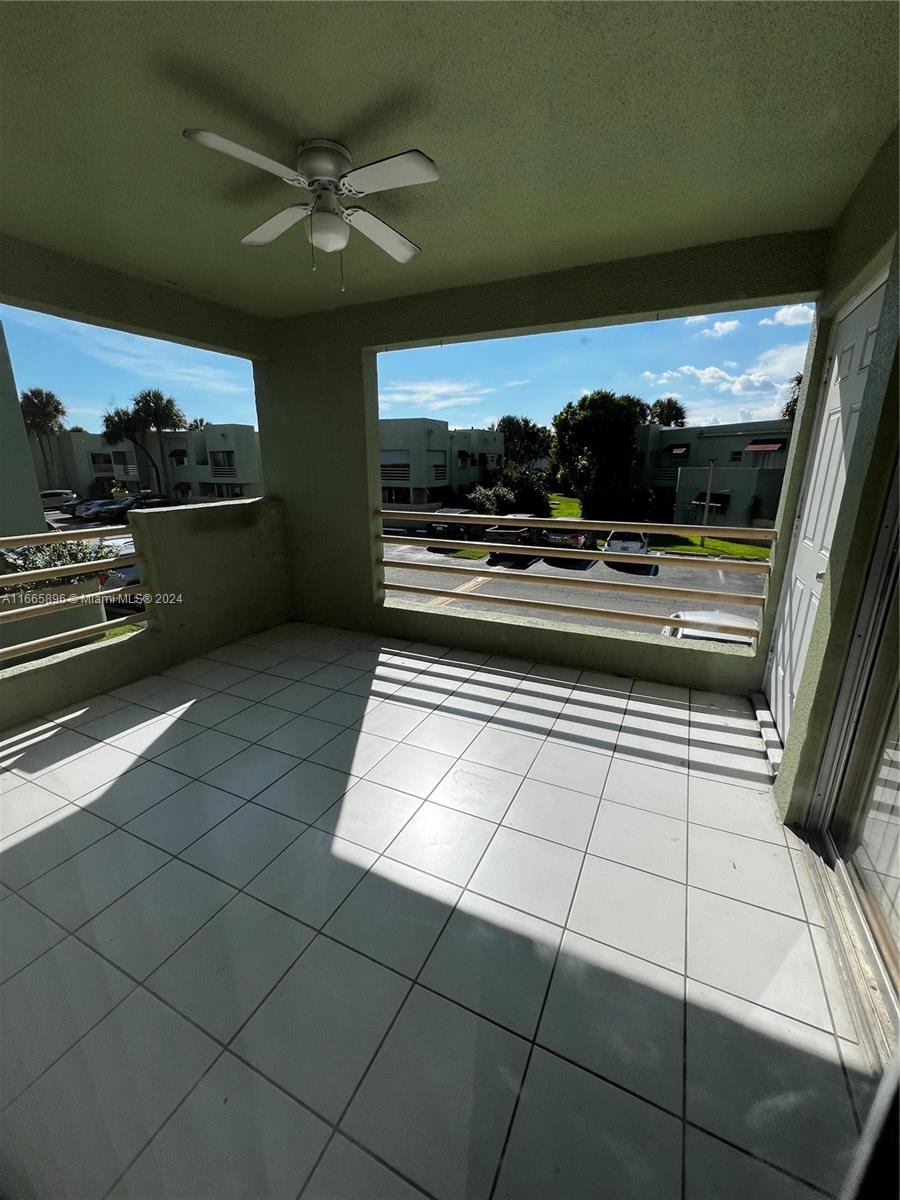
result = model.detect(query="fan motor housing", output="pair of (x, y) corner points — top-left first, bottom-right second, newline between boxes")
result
(298, 139), (351, 186)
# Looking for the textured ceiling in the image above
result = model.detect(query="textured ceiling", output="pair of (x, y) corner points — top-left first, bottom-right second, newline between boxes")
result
(0, 2), (896, 319)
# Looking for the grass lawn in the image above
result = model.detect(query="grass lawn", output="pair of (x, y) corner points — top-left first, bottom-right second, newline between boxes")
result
(450, 548), (489, 560)
(102, 622), (143, 639)
(549, 493), (582, 518)
(648, 534), (772, 560)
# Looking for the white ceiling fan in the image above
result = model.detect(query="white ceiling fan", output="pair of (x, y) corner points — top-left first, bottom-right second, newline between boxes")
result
(183, 130), (439, 263)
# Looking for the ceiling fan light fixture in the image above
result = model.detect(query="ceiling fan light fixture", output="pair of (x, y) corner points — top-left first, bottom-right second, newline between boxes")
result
(307, 210), (350, 253)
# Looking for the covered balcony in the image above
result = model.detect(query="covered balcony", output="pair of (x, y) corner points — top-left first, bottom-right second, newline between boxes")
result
(0, 3), (897, 1199)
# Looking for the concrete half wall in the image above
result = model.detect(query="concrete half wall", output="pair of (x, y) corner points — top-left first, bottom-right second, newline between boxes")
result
(0, 498), (292, 731)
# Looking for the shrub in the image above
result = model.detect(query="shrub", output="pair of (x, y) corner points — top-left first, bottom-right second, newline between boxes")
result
(502, 467), (551, 517)
(0, 540), (118, 593)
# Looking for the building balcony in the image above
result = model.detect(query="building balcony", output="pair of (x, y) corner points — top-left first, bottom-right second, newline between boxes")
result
(0, 611), (870, 1199)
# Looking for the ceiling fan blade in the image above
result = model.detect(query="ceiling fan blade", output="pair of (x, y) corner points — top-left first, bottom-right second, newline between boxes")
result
(342, 207), (421, 262)
(241, 204), (314, 246)
(183, 129), (307, 186)
(340, 150), (439, 197)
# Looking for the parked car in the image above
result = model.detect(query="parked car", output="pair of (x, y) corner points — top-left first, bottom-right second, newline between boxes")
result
(58, 494), (86, 517)
(661, 610), (758, 646)
(426, 508), (486, 553)
(98, 539), (142, 609)
(104, 495), (167, 524)
(540, 526), (596, 570)
(73, 497), (122, 521)
(39, 489), (77, 511)
(486, 518), (541, 568)
(602, 530), (660, 576)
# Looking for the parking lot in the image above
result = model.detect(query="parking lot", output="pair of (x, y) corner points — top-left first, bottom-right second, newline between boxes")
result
(44, 512), (766, 636)
(382, 541), (766, 634)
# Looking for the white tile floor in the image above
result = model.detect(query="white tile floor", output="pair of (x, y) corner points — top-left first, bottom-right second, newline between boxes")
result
(0, 623), (877, 1199)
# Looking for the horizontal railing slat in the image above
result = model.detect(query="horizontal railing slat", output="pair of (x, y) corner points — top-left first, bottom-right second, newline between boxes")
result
(0, 526), (132, 550)
(377, 510), (776, 542)
(379, 534), (770, 574)
(0, 614), (150, 663)
(378, 558), (766, 607)
(0, 554), (141, 590)
(0, 586), (141, 625)
(384, 583), (757, 638)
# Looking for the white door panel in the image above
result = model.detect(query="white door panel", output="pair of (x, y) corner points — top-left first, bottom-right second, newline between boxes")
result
(765, 280), (887, 742)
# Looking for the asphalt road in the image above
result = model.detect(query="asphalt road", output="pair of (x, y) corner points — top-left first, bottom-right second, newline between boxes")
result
(383, 542), (766, 633)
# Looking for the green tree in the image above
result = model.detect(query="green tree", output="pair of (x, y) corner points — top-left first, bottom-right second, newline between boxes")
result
(101, 405), (162, 494)
(781, 373), (802, 422)
(648, 396), (687, 427)
(132, 389), (187, 497)
(491, 415), (551, 468)
(551, 390), (649, 519)
(20, 388), (66, 487)
(67, 425), (88, 433)
(187, 417), (208, 431)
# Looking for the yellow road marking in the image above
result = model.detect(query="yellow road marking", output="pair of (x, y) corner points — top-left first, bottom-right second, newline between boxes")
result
(427, 574), (487, 608)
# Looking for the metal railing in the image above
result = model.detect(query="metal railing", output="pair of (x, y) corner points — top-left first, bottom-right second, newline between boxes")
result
(377, 510), (774, 641)
(0, 525), (150, 663)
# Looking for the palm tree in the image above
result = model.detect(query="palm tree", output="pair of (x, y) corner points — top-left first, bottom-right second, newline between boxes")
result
(187, 417), (208, 431)
(132, 390), (187, 498)
(20, 388), (66, 486)
(101, 406), (162, 494)
(782, 373), (803, 422)
(648, 396), (687, 427)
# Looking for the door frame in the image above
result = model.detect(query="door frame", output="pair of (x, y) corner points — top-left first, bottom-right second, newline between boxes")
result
(803, 463), (898, 1064)
(764, 265), (891, 739)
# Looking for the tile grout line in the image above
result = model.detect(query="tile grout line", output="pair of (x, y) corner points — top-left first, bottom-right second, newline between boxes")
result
(486, 675), (637, 1200)
(302, 689), (563, 1200)
(681, 692), (695, 1200)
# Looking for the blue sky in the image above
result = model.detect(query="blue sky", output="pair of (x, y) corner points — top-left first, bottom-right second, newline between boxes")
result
(0, 300), (812, 432)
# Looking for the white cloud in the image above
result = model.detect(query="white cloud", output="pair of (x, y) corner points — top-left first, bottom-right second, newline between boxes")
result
(700, 320), (740, 339)
(723, 360), (738, 368)
(679, 365), (735, 386)
(379, 378), (497, 413)
(501, 379), (530, 388)
(684, 315), (709, 326)
(753, 343), (807, 378)
(760, 304), (815, 327)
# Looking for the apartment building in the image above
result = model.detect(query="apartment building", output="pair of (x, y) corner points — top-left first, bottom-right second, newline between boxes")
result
(29, 424), (263, 501)
(634, 417), (792, 527)
(379, 418), (504, 507)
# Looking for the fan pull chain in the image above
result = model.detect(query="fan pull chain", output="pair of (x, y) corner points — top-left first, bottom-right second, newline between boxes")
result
(339, 252), (345, 293)
(310, 239), (316, 272)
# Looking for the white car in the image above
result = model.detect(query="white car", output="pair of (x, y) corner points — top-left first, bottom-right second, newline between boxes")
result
(39, 488), (77, 511)
(661, 610), (759, 646)
(603, 530), (659, 577)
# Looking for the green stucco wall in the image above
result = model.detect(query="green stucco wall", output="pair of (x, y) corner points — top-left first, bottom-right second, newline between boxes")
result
(0, 323), (45, 538)
(250, 228), (830, 693)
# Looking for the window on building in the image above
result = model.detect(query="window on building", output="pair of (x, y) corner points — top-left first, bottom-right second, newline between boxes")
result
(381, 449), (411, 481)
(90, 452), (113, 476)
(210, 450), (236, 477)
(168, 449), (188, 466)
(382, 486), (412, 504)
(730, 450), (743, 463)
(426, 450), (447, 481)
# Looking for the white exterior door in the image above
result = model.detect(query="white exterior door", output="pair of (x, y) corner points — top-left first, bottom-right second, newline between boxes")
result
(765, 277), (887, 743)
